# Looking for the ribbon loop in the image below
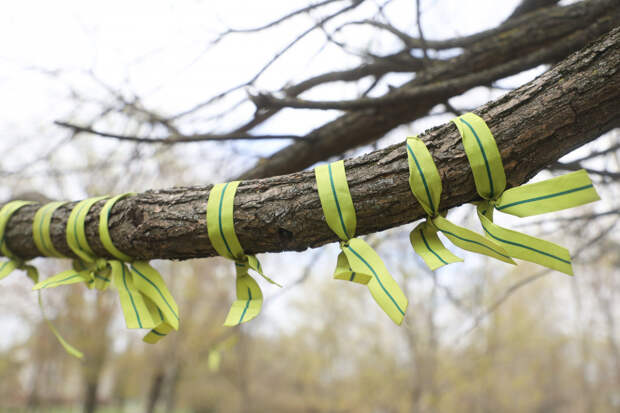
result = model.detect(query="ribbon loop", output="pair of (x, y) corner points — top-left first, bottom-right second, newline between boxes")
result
(66, 196), (108, 263)
(207, 181), (280, 326)
(99, 193), (134, 261)
(315, 160), (357, 241)
(452, 113), (506, 200)
(32, 201), (67, 258)
(207, 181), (245, 260)
(315, 161), (408, 325)
(406, 137), (441, 217)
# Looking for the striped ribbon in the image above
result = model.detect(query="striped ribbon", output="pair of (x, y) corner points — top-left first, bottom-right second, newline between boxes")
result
(315, 160), (408, 325)
(0, 201), (38, 282)
(33, 194), (180, 344)
(407, 136), (515, 270)
(206, 181), (280, 326)
(452, 112), (600, 275)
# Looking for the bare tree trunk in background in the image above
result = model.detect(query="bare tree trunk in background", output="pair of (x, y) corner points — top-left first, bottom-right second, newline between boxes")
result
(145, 369), (166, 413)
(237, 330), (251, 413)
(82, 381), (98, 413)
(81, 294), (113, 413)
(164, 361), (183, 413)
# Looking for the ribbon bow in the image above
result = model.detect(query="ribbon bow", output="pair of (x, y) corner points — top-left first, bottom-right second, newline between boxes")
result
(452, 112), (600, 275)
(406, 136), (515, 270)
(33, 195), (180, 343)
(206, 181), (280, 326)
(0, 201), (39, 282)
(315, 160), (408, 325)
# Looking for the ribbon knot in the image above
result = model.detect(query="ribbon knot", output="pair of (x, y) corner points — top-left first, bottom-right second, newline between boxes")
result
(94, 258), (108, 272)
(452, 112), (600, 275)
(207, 181), (280, 327)
(315, 160), (408, 325)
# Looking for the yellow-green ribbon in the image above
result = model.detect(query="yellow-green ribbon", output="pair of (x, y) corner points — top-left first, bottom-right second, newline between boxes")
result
(33, 195), (180, 344)
(0, 201), (38, 282)
(315, 160), (408, 325)
(34, 197), (110, 291)
(23, 201), (84, 358)
(100, 194), (180, 343)
(406, 136), (515, 270)
(32, 201), (67, 258)
(206, 181), (280, 326)
(452, 112), (600, 275)
(208, 334), (239, 372)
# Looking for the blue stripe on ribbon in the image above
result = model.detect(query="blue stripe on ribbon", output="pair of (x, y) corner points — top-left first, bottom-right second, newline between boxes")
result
(328, 163), (351, 239)
(460, 117), (494, 198)
(345, 245), (405, 316)
(130, 265), (179, 320)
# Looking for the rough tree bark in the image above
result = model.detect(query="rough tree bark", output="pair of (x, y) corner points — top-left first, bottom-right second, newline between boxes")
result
(2, 27), (619, 263)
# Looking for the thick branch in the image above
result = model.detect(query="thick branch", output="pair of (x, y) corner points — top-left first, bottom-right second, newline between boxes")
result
(241, 0), (618, 179)
(3, 26), (619, 262)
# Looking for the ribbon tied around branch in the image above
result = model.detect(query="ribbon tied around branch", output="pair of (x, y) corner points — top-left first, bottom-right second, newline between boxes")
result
(315, 160), (408, 325)
(0, 201), (39, 282)
(32, 194), (180, 343)
(206, 181), (280, 326)
(452, 112), (600, 275)
(407, 136), (516, 270)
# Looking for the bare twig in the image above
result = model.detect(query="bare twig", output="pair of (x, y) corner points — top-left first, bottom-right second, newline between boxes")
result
(171, 0), (366, 120)
(54, 121), (303, 143)
(551, 161), (620, 180)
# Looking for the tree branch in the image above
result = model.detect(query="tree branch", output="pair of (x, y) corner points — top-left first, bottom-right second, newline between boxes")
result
(3, 26), (619, 262)
(240, 0), (618, 179)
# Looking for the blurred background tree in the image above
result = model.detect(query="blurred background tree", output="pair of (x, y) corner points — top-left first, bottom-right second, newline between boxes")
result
(0, 0), (618, 412)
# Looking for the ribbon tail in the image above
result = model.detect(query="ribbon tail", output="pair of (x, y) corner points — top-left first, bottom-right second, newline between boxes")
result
(208, 349), (222, 372)
(143, 322), (175, 344)
(37, 293), (83, 359)
(495, 170), (600, 217)
(431, 215), (516, 265)
(342, 238), (408, 325)
(333, 250), (371, 284)
(476, 205), (574, 275)
(207, 334), (238, 372)
(130, 261), (179, 330)
(224, 271), (263, 326)
(111, 262), (156, 329)
(0, 260), (18, 280)
(142, 296), (175, 344)
(24, 265), (39, 284)
(410, 221), (463, 270)
(33, 269), (91, 290)
(246, 255), (282, 287)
